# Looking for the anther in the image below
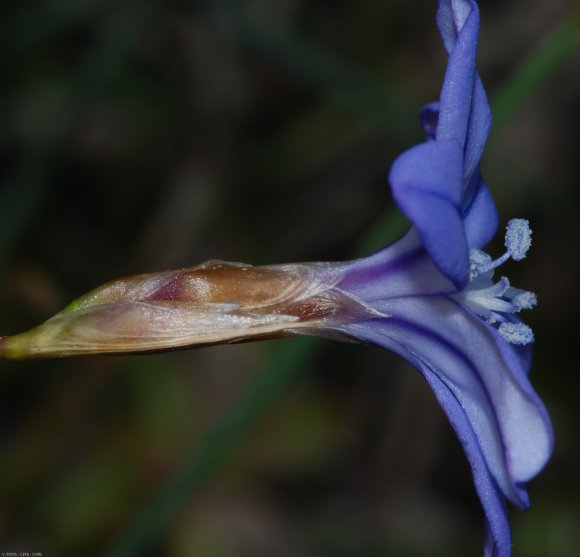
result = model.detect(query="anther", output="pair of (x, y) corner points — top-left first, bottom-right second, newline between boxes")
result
(505, 219), (532, 261)
(509, 290), (538, 311)
(498, 322), (534, 345)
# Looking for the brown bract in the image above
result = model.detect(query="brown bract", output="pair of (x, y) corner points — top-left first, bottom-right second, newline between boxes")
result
(0, 260), (376, 359)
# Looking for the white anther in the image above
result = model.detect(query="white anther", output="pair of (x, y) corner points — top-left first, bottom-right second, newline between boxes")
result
(510, 290), (538, 311)
(498, 322), (534, 345)
(505, 219), (532, 261)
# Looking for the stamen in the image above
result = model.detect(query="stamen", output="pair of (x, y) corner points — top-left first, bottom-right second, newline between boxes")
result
(472, 219), (533, 276)
(457, 277), (517, 318)
(484, 276), (511, 298)
(455, 222), (537, 346)
(474, 252), (510, 275)
(498, 322), (534, 345)
(507, 289), (538, 311)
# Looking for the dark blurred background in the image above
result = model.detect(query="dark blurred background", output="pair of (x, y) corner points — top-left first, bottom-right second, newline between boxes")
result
(0, 1), (579, 556)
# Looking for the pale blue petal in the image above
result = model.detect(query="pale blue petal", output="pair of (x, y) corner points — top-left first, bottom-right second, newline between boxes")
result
(338, 297), (553, 504)
(425, 368), (512, 557)
(339, 315), (513, 556)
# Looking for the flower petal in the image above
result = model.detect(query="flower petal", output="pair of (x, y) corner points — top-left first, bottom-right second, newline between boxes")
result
(339, 316), (512, 556)
(463, 175), (498, 248)
(339, 296), (553, 505)
(437, 1), (491, 183)
(464, 76), (492, 182)
(436, 0), (476, 53)
(337, 229), (456, 301)
(389, 140), (469, 288)
(425, 367), (512, 557)
(436, 4), (478, 152)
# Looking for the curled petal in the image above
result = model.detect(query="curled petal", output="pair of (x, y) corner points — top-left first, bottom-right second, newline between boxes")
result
(436, 2), (478, 150)
(464, 76), (492, 183)
(463, 175), (498, 249)
(437, 1), (492, 183)
(389, 140), (469, 288)
(436, 0), (476, 53)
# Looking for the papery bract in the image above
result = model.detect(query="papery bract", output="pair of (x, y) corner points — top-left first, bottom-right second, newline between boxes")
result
(0, 260), (363, 358)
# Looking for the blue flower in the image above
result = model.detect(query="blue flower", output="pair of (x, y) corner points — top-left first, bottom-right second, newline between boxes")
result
(332, 1), (553, 554)
(0, 1), (552, 555)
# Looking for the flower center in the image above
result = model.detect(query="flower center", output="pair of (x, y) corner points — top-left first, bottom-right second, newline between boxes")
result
(453, 219), (536, 345)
